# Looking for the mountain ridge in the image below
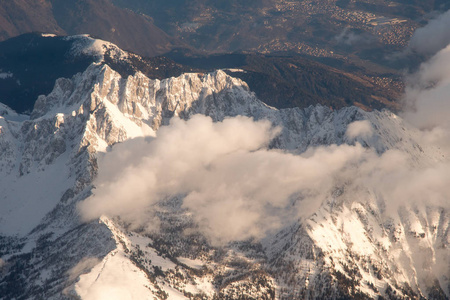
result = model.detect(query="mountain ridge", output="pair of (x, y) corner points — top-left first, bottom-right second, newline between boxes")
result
(0, 54), (448, 299)
(0, 33), (402, 117)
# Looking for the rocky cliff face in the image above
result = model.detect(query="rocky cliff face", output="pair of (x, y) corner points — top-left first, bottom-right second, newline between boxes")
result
(0, 62), (448, 299)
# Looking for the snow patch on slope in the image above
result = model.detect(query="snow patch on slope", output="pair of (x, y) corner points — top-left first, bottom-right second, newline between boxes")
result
(65, 35), (129, 62)
(0, 151), (74, 235)
(75, 250), (156, 300)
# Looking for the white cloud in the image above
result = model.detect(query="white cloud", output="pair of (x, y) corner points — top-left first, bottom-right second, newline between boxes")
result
(355, 149), (450, 214)
(393, 13), (450, 220)
(79, 115), (372, 244)
(403, 83), (450, 130)
(402, 45), (450, 131)
(346, 120), (374, 139)
(409, 9), (450, 55)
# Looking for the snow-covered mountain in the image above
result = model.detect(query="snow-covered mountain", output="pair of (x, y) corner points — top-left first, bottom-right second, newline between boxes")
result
(0, 37), (448, 300)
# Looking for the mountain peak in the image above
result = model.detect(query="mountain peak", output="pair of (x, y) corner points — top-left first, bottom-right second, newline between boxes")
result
(65, 34), (129, 62)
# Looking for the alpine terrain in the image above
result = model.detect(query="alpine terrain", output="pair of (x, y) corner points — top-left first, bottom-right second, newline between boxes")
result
(0, 33), (448, 300)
